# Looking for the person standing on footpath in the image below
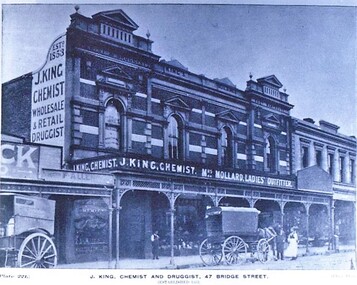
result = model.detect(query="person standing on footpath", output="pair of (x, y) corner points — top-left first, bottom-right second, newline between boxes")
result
(151, 230), (160, 260)
(275, 227), (285, 260)
(285, 226), (299, 260)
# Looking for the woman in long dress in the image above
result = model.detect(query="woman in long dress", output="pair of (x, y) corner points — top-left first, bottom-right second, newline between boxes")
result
(285, 227), (298, 260)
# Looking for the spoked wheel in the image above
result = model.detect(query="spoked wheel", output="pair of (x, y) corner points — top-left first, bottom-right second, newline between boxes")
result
(199, 238), (223, 266)
(222, 236), (247, 265)
(17, 233), (57, 268)
(257, 238), (270, 263)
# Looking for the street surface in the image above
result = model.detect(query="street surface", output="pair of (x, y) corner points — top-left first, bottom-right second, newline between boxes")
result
(56, 249), (356, 270)
(194, 251), (356, 270)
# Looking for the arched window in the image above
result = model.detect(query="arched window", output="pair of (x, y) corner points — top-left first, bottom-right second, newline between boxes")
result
(221, 127), (232, 167)
(104, 99), (122, 149)
(265, 137), (276, 172)
(168, 116), (182, 159)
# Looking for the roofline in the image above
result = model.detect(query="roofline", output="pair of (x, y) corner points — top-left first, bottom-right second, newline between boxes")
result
(92, 9), (139, 30)
(292, 117), (357, 144)
(2, 72), (32, 85)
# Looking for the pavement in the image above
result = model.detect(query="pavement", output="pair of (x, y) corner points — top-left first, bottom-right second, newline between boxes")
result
(57, 244), (356, 269)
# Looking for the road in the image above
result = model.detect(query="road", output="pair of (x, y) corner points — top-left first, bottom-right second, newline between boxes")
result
(194, 251), (357, 270)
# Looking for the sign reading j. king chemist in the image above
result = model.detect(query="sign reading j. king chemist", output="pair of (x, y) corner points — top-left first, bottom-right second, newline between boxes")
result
(31, 34), (66, 147)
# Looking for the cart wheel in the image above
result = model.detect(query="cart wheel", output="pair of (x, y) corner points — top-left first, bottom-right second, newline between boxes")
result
(222, 236), (247, 265)
(17, 233), (57, 268)
(257, 238), (270, 263)
(199, 238), (223, 266)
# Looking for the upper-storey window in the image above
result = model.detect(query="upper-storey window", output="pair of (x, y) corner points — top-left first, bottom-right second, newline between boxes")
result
(350, 159), (355, 184)
(301, 146), (309, 168)
(339, 156), (345, 182)
(104, 99), (123, 149)
(316, 149), (322, 167)
(168, 115), (183, 160)
(265, 137), (276, 172)
(221, 127), (232, 167)
(328, 153), (334, 175)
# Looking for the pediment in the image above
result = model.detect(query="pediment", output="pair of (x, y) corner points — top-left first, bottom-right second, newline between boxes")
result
(257, 75), (283, 88)
(264, 114), (280, 124)
(164, 96), (190, 111)
(261, 114), (281, 131)
(102, 66), (132, 81)
(216, 110), (239, 123)
(92, 9), (139, 31)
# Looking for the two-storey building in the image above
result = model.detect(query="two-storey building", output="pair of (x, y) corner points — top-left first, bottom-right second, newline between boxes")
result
(2, 7), (355, 263)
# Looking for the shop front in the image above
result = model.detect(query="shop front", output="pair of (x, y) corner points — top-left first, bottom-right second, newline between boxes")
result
(0, 138), (115, 266)
(72, 153), (331, 263)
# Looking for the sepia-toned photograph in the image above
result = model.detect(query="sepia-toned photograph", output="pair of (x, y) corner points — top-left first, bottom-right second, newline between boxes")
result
(0, 1), (356, 284)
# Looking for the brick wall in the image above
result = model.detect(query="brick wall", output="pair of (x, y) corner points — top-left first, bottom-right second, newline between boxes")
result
(1, 74), (32, 141)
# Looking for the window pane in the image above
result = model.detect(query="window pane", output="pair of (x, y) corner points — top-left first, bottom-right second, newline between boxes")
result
(266, 137), (275, 172)
(221, 127), (231, 166)
(105, 101), (121, 149)
(302, 146), (309, 168)
(168, 116), (181, 159)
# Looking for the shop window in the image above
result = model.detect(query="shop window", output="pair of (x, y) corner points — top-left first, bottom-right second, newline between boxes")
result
(301, 146), (309, 168)
(221, 127), (232, 167)
(104, 99), (123, 149)
(265, 137), (276, 172)
(168, 115), (183, 160)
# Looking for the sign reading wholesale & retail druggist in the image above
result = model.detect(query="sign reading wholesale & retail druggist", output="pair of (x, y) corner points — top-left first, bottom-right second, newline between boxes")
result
(31, 34), (66, 147)
(72, 156), (295, 189)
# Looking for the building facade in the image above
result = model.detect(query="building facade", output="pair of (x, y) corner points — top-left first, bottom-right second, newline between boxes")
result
(0, 134), (114, 265)
(1, 8), (356, 263)
(291, 118), (356, 243)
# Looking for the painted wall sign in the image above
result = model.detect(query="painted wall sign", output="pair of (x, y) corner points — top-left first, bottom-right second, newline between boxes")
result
(41, 168), (114, 186)
(31, 34), (66, 147)
(72, 155), (295, 189)
(73, 199), (109, 260)
(0, 142), (39, 179)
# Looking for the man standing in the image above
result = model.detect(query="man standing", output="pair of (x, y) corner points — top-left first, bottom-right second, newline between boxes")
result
(151, 230), (160, 260)
(275, 226), (285, 260)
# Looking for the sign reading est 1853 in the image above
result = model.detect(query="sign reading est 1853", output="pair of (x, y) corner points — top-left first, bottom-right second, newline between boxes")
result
(31, 34), (66, 147)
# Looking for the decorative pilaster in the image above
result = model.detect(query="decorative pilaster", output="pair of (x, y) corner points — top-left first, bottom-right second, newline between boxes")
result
(247, 108), (256, 170)
(344, 152), (350, 184)
(333, 149), (340, 182)
(146, 77), (152, 115)
(126, 116), (131, 151)
(308, 141), (315, 167)
(294, 135), (301, 173)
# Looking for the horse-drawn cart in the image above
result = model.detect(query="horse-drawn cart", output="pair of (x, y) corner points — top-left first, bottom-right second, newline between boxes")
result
(199, 206), (272, 266)
(0, 193), (57, 268)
